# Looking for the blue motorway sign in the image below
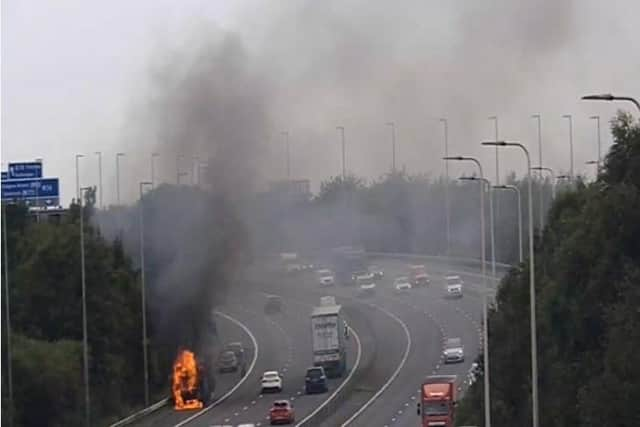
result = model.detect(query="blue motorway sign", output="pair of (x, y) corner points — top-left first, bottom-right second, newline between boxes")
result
(7, 162), (43, 179)
(2, 177), (59, 202)
(1, 172), (7, 180)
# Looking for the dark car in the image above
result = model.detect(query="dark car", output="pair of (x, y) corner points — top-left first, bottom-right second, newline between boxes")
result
(217, 350), (239, 373)
(224, 342), (247, 375)
(265, 295), (283, 314)
(304, 366), (328, 394)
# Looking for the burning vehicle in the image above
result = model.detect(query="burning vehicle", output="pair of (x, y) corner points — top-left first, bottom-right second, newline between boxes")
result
(172, 348), (213, 410)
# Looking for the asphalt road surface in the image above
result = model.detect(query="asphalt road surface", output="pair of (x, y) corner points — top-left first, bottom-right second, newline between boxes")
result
(121, 256), (503, 427)
(128, 310), (257, 427)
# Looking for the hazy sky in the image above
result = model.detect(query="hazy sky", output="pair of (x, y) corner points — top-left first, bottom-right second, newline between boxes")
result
(3, 0), (640, 205)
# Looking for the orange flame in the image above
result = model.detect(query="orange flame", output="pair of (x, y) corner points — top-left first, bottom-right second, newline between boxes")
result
(172, 349), (204, 410)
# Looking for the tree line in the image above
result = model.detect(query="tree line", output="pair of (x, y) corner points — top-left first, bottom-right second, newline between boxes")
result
(456, 112), (640, 426)
(1, 191), (152, 426)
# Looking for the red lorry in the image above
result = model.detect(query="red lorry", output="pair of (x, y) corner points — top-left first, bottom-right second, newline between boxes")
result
(409, 264), (430, 287)
(417, 375), (457, 426)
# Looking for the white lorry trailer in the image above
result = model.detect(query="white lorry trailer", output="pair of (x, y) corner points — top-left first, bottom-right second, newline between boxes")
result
(310, 302), (347, 378)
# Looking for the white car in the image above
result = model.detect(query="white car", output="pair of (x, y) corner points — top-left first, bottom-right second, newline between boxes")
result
(316, 269), (335, 286)
(356, 273), (376, 295)
(394, 276), (412, 292)
(368, 265), (384, 279)
(285, 263), (303, 274)
(261, 371), (283, 393)
(445, 275), (463, 298)
(443, 338), (465, 363)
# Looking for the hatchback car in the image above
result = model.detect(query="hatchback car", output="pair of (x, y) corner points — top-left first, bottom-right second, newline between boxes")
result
(261, 371), (283, 393)
(305, 366), (328, 394)
(356, 273), (376, 296)
(216, 350), (239, 373)
(265, 295), (283, 314)
(443, 337), (465, 363)
(394, 276), (412, 292)
(368, 265), (384, 279)
(224, 342), (246, 374)
(269, 400), (295, 424)
(445, 275), (463, 298)
(315, 269), (335, 286)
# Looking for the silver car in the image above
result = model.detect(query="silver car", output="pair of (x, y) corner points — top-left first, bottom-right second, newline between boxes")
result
(356, 273), (376, 296)
(443, 337), (464, 363)
(445, 275), (463, 298)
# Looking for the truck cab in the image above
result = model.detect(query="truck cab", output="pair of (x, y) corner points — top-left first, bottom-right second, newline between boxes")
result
(417, 375), (457, 427)
(409, 264), (430, 287)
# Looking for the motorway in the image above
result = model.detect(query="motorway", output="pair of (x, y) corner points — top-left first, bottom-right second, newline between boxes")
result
(121, 256), (504, 427)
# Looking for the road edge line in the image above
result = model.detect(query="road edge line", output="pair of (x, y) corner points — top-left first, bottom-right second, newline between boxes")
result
(172, 310), (259, 427)
(109, 398), (170, 427)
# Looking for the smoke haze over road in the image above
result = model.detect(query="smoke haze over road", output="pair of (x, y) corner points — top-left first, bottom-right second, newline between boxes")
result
(3, 0), (639, 201)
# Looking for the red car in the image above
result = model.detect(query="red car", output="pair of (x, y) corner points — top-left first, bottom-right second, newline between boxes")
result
(270, 400), (295, 425)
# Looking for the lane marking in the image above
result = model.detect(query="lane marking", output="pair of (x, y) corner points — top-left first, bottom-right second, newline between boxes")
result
(295, 326), (362, 426)
(340, 303), (411, 426)
(173, 310), (259, 427)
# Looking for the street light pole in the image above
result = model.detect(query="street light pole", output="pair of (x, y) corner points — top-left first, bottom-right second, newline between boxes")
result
(532, 166), (556, 200)
(75, 154), (84, 201)
(176, 155), (181, 184)
(581, 93), (640, 112)
(94, 152), (103, 209)
(531, 115), (544, 230)
(494, 185), (523, 263)
(139, 181), (153, 406)
(562, 115), (574, 180)
(282, 131), (290, 180)
(79, 186), (92, 427)
(116, 153), (125, 205)
(590, 116), (601, 174)
(488, 116), (499, 185)
(2, 204), (14, 427)
(443, 156), (491, 427)
(439, 118), (450, 257)
(483, 141), (538, 427)
(197, 162), (209, 187)
(460, 175), (496, 277)
(192, 156), (199, 185)
(386, 122), (396, 173)
(337, 126), (346, 180)
(151, 153), (159, 189)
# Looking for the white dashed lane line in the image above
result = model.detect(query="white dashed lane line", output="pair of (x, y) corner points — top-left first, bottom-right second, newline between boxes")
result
(383, 292), (488, 426)
(380, 298), (450, 427)
(340, 302), (411, 426)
